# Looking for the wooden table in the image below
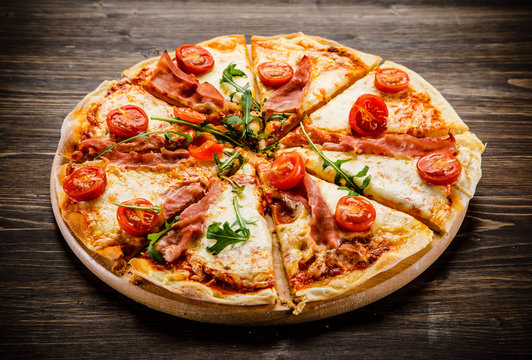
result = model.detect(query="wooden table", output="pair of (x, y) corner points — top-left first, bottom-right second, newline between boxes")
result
(1, 0), (531, 358)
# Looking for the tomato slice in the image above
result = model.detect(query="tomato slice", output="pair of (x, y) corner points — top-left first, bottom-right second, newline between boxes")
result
(116, 198), (159, 237)
(417, 151), (462, 185)
(374, 68), (410, 93)
(188, 133), (224, 161)
(334, 196), (376, 232)
(269, 152), (305, 190)
(257, 61), (294, 87)
(106, 105), (149, 138)
(173, 107), (207, 123)
(175, 45), (214, 75)
(63, 166), (107, 202)
(349, 94), (388, 137)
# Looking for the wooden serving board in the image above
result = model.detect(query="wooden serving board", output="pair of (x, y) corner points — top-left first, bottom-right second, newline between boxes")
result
(50, 153), (467, 326)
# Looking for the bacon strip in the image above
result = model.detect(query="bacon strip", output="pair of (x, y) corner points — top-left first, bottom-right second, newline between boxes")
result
(161, 183), (206, 220)
(145, 51), (225, 115)
(302, 173), (341, 248)
(157, 178), (223, 263)
(281, 125), (457, 157)
(262, 55), (311, 116)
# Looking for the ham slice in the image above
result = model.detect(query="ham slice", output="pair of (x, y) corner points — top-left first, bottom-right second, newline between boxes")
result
(281, 125), (457, 157)
(262, 55), (311, 116)
(302, 173), (341, 248)
(145, 51), (225, 115)
(160, 183), (206, 220)
(157, 178), (223, 263)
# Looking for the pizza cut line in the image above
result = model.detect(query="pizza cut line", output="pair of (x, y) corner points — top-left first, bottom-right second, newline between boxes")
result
(55, 33), (484, 309)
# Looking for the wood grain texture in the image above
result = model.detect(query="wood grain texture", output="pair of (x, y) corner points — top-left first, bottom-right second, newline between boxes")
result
(1, 0), (531, 359)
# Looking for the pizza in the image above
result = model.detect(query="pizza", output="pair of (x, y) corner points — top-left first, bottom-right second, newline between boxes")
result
(54, 33), (484, 311)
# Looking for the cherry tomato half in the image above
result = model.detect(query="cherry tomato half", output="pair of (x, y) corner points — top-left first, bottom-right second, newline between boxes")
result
(416, 151), (462, 185)
(188, 133), (224, 161)
(374, 68), (410, 93)
(106, 105), (149, 138)
(334, 196), (376, 232)
(257, 61), (294, 87)
(173, 107), (207, 123)
(116, 198), (159, 237)
(269, 152), (305, 190)
(63, 166), (107, 202)
(175, 45), (215, 75)
(349, 94), (388, 137)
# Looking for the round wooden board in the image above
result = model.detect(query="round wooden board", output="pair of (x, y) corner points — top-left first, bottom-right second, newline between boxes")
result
(51, 153), (467, 326)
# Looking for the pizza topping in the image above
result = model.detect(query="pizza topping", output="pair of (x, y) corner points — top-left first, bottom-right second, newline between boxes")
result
(281, 126), (457, 157)
(269, 152), (305, 190)
(262, 55), (311, 116)
(349, 94), (388, 137)
(63, 166), (107, 202)
(417, 151), (462, 185)
(157, 178), (222, 263)
(145, 50), (225, 115)
(94, 130), (192, 159)
(160, 183), (206, 220)
(334, 196), (376, 232)
(302, 173), (341, 248)
(175, 45), (215, 75)
(206, 194), (254, 255)
(188, 133), (225, 160)
(106, 105), (149, 138)
(374, 68), (410, 93)
(301, 124), (371, 195)
(257, 61), (294, 87)
(116, 198), (160, 236)
(173, 107), (207, 123)
(104, 148), (190, 168)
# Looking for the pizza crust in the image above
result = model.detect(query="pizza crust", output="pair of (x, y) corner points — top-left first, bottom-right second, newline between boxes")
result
(129, 258), (277, 305)
(58, 80), (118, 158)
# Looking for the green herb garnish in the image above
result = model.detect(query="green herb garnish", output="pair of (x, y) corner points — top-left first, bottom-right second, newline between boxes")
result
(146, 217), (180, 264)
(113, 203), (162, 213)
(95, 130), (192, 159)
(220, 64), (261, 110)
(213, 149), (246, 177)
(301, 124), (371, 195)
(206, 196), (254, 255)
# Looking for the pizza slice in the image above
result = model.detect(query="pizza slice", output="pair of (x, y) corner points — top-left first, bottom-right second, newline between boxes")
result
(282, 127), (484, 233)
(255, 157), (432, 303)
(57, 150), (278, 304)
(251, 33), (381, 138)
(307, 60), (469, 137)
(122, 35), (256, 121)
(58, 79), (198, 161)
(129, 158), (278, 305)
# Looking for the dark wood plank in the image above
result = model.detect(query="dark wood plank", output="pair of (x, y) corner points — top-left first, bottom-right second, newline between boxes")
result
(1, 0), (531, 359)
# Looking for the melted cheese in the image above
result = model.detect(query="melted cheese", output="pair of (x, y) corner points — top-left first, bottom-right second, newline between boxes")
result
(197, 36), (255, 100)
(191, 181), (275, 283)
(309, 60), (469, 137)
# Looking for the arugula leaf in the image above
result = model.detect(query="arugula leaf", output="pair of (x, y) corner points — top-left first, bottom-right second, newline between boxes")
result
(146, 217), (180, 264)
(257, 133), (279, 154)
(213, 150), (246, 177)
(301, 124), (371, 195)
(113, 203), (162, 213)
(151, 117), (247, 147)
(337, 186), (359, 196)
(206, 222), (247, 255)
(206, 195), (253, 255)
(95, 130), (192, 159)
(220, 64), (260, 110)
(266, 112), (294, 131)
